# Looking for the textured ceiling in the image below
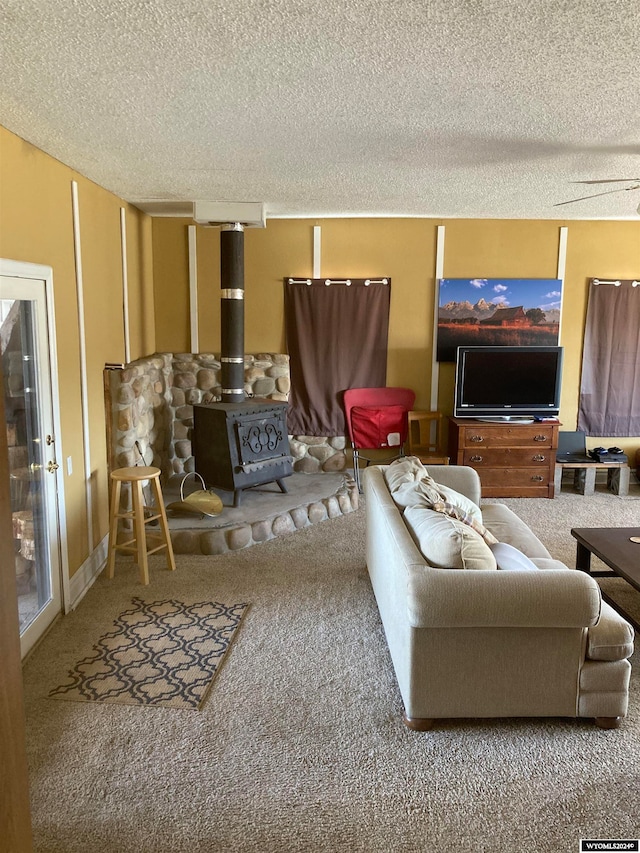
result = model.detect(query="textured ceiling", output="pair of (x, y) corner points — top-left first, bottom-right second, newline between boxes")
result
(1, 0), (639, 220)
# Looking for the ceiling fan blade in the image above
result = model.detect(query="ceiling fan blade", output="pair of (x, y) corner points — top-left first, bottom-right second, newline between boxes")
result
(553, 187), (629, 206)
(572, 179), (640, 185)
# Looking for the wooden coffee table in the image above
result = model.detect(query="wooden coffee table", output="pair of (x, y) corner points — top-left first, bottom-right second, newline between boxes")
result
(571, 527), (640, 630)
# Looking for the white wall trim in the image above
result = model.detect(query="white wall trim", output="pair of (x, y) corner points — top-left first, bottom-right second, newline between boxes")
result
(120, 208), (131, 363)
(68, 534), (108, 610)
(188, 225), (199, 353)
(313, 225), (321, 278)
(557, 226), (568, 346)
(71, 180), (94, 553)
(431, 225), (446, 412)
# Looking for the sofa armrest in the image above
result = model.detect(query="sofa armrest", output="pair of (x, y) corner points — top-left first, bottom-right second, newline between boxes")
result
(587, 600), (635, 661)
(407, 565), (602, 629)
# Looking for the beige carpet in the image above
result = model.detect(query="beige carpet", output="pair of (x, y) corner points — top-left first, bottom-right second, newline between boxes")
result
(22, 482), (640, 853)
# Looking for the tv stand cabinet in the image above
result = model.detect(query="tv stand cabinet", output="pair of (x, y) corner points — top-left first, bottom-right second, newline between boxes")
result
(448, 418), (560, 498)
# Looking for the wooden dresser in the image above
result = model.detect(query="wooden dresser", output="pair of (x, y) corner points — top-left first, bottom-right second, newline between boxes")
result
(448, 418), (560, 498)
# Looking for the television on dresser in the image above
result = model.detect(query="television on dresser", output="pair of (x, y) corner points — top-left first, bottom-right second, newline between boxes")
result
(453, 345), (563, 422)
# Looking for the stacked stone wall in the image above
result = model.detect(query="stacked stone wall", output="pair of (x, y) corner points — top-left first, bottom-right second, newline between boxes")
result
(107, 353), (348, 479)
(107, 353), (173, 474)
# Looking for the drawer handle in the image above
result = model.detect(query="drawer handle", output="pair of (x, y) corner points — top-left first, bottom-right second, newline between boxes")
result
(470, 455), (483, 462)
(532, 454), (546, 462)
(531, 475), (545, 482)
(469, 435), (484, 443)
(533, 435), (548, 442)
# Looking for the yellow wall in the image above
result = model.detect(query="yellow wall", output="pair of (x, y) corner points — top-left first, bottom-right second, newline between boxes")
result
(1, 119), (639, 583)
(0, 126), (155, 576)
(154, 216), (640, 457)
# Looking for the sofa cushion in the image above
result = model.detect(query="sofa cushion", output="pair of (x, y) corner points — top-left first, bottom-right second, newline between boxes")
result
(404, 504), (497, 570)
(530, 558), (572, 571)
(490, 542), (539, 571)
(481, 502), (552, 559)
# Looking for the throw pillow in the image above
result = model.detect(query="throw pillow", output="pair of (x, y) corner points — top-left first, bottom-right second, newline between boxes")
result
(429, 480), (483, 523)
(404, 505), (498, 570)
(489, 541), (539, 571)
(391, 478), (483, 524)
(383, 456), (428, 494)
(385, 461), (483, 523)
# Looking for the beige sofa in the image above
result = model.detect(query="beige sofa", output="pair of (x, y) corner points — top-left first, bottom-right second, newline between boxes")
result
(363, 462), (634, 730)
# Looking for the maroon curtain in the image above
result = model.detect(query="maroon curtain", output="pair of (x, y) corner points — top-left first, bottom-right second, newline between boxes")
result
(578, 281), (640, 436)
(285, 279), (391, 435)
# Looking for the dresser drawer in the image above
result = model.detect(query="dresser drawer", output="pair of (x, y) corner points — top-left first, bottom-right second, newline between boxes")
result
(457, 425), (555, 448)
(462, 448), (551, 467)
(476, 468), (550, 487)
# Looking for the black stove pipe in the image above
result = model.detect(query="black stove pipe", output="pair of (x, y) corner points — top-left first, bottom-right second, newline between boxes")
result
(220, 223), (245, 403)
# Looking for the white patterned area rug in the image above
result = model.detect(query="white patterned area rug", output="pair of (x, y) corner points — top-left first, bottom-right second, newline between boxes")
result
(49, 597), (248, 710)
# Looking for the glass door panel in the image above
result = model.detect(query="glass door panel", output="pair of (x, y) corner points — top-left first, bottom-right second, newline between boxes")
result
(1, 278), (61, 654)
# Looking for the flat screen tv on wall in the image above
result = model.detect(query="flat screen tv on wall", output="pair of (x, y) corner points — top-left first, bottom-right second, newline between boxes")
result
(453, 345), (564, 422)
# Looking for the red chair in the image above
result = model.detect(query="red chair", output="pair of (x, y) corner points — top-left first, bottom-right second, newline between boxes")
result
(343, 387), (416, 491)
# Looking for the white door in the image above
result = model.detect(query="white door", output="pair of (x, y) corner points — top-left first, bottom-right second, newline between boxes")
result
(1, 273), (63, 657)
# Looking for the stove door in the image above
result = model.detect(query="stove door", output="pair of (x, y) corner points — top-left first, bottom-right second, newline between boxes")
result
(235, 412), (289, 467)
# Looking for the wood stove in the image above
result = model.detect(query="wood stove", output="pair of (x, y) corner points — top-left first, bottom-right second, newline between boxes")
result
(193, 399), (293, 506)
(191, 220), (293, 506)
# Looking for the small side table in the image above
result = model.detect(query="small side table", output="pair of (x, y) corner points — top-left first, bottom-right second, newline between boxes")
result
(554, 462), (630, 497)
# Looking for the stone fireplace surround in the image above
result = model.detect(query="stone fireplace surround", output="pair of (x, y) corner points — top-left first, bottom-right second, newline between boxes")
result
(105, 353), (357, 554)
(105, 352), (348, 478)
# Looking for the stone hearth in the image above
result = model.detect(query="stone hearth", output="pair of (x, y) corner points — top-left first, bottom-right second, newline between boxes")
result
(105, 354), (358, 556)
(163, 471), (358, 555)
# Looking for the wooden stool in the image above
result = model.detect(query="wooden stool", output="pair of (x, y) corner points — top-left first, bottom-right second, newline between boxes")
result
(106, 466), (176, 585)
(407, 411), (450, 465)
